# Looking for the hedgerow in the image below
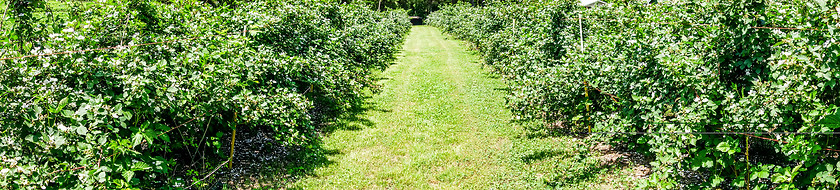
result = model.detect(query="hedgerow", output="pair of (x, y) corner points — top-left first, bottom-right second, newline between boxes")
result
(0, 0), (409, 189)
(429, 0), (839, 189)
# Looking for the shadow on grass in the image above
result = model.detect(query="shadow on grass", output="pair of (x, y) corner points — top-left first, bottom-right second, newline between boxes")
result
(196, 93), (390, 189)
(317, 99), (390, 135)
(543, 161), (613, 188)
(493, 87), (511, 92)
(482, 72), (501, 79)
(267, 98), (388, 189)
(514, 119), (591, 140)
(521, 150), (567, 164)
(508, 118), (646, 188)
(201, 125), (348, 190)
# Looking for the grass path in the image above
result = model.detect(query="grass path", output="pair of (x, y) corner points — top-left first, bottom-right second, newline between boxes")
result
(290, 26), (637, 189)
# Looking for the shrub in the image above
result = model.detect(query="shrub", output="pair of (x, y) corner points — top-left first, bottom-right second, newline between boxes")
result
(0, 0), (409, 189)
(429, 0), (840, 189)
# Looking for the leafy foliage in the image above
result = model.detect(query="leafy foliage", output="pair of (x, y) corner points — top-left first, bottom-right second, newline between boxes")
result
(0, 0), (409, 189)
(429, 0), (840, 189)
(355, 0), (480, 17)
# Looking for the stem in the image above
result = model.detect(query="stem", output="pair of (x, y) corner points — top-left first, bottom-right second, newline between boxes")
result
(1, 2), (8, 32)
(192, 115), (213, 162)
(746, 136), (750, 189)
(186, 159), (229, 189)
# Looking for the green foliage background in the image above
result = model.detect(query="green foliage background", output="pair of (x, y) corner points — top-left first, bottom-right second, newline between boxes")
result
(429, 0), (840, 189)
(0, 0), (410, 189)
(351, 0), (484, 17)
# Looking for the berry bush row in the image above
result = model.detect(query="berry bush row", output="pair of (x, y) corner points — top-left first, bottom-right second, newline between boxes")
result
(0, 0), (409, 189)
(429, 0), (839, 189)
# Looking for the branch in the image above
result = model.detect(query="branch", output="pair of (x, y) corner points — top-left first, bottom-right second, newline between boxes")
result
(185, 159), (229, 189)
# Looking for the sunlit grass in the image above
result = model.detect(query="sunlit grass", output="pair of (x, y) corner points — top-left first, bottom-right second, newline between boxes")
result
(287, 26), (640, 190)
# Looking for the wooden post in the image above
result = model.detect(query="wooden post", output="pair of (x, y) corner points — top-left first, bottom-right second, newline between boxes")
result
(586, 85), (590, 134)
(229, 113), (237, 168)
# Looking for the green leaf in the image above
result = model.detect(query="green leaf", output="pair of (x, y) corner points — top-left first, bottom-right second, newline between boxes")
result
(815, 0), (827, 11)
(132, 132), (144, 148)
(75, 104), (89, 117)
(54, 136), (66, 146)
(160, 133), (170, 143)
(76, 126), (88, 136)
(34, 105), (43, 116)
(702, 159), (713, 168)
(711, 175), (724, 187)
(819, 109), (839, 126)
(61, 110), (74, 118)
(716, 141), (731, 154)
(732, 177), (744, 187)
(123, 111), (133, 121)
(122, 170), (134, 181)
(57, 97), (69, 113)
(132, 162), (151, 171)
(754, 170), (769, 179)
(571, 115), (584, 121)
(144, 130), (156, 145)
(97, 171), (107, 183)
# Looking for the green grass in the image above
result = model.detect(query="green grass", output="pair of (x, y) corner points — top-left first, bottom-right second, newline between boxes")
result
(288, 26), (640, 189)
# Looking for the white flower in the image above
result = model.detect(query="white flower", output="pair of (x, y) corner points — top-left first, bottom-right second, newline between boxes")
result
(49, 33), (62, 38)
(57, 123), (69, 131)
(75, 35), (85, 40)
(62, 28), (75, 33)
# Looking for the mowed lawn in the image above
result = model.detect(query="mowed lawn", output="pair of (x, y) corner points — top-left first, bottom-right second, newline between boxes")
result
(289, 26), (640, 190)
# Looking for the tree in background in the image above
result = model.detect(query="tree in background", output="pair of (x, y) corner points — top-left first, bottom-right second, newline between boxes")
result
(352, 0), (485, 17)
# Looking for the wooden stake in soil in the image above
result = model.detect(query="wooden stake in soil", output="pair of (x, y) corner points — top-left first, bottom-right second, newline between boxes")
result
(229, 113), (237, 168)
(585, 85), (591, 134)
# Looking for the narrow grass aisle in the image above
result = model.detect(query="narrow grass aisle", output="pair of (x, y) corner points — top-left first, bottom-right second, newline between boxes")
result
(290, 26), (636, 189)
